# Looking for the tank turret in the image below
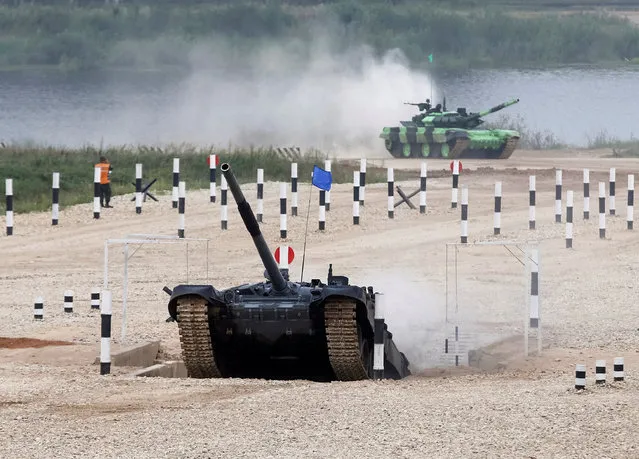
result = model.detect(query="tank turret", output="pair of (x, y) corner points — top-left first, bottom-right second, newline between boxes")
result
(422, 98), (520, 129)
(220, 162), (288, 293)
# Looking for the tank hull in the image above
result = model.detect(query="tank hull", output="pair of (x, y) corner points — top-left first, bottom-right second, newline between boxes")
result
(380, 125), (520, 159)
(168, 283), (411, 381)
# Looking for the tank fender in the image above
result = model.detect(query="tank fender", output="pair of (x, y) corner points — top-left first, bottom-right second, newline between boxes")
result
(167, 284), (221, 320)
(318, 289), (374, 338)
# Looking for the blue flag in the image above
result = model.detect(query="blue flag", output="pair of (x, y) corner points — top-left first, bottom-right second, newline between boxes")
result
(312, 165), (332, 191)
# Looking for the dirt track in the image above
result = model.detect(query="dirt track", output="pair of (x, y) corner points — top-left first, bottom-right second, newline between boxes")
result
(1, 148), (638, 458)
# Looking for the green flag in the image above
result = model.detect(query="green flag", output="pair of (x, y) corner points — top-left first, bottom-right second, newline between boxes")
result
(428, 53), (433, 63)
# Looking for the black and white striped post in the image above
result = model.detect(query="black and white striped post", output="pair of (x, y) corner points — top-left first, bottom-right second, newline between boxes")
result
(451, 160), (459, 208)
(91, 287), (100, 310)
(494, 182), (502, 235)
(172, 158), (179, 209)
(627, 174), (634, 230)
(460, 186), (468, 244)
(529, 248), (539, 329)
(221, 175), (228, 230)
(599, 182), (606, 239)
(319, 187), (326, 231)
(291, 163), (298, 216)
(359, 159), (366, 206)
(52, 172), (60, 226)
(373, 292), (385, 380)
(583, 168), (590, 220)
(566, 190), (574, 249)
(529, 175), (536, 230)
(609, 168), (616, 216)
(34, 296), (43, 320)
(325, 159), (332, 211)
(93, 167), (101, 219)
(135, 163), (142, 214)
(63, 290), (73, 313)
(387, 167), (394, 219)
(257, 168), (264, 223)
(5, 178), (13, 236)
(209, 154), (217, 203)
(614, 357), (625, 381)
(280, 183), (287, 239)
(100, 289), (112, 375)
(353, 171), (360, 225)
(555, 169), (562, 223)
(595, 359), (606, 385)
(420, 161), (427, 214)
(178, 181), (185, 238)
(575, 364), (586, 390)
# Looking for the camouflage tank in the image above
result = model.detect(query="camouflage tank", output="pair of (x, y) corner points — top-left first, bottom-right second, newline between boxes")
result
(380, 98), (521, 159)
(165, 162), (411, 381)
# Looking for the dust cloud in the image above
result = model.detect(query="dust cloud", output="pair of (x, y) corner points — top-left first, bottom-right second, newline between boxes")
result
(354, 269), (449, 372)
(134, 30), (437, 156)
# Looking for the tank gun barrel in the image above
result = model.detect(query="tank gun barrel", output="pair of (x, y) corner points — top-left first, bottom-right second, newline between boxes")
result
(476, 98), (520, 118)
(220, 163), (288, 293)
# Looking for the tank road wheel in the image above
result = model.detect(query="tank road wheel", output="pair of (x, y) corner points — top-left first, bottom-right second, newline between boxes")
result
(386, 140), (408, 158)
(176, 296), (221, 378)
(324, 298), (370, 381)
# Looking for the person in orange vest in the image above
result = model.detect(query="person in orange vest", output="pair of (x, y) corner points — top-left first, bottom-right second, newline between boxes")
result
(95, 156), (113, 208)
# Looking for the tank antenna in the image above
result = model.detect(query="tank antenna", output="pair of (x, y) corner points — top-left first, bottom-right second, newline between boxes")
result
(299, 169), (314, 283)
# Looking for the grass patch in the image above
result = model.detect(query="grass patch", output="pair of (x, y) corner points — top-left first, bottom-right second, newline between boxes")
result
(0, 143), (400, 214)
(586, 130), (639, 156)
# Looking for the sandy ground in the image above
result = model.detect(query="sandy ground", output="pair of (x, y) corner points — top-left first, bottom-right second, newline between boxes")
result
(1, 148), (639, 458)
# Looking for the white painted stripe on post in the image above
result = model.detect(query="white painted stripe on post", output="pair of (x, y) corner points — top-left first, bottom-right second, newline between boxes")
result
(34, 296), (44, 320)
(100, 289), (112, 375)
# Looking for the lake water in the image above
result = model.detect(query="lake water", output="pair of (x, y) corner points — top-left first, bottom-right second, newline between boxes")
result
(0, 65), (637, 150)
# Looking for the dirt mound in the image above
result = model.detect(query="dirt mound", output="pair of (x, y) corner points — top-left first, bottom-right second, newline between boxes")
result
(0, 337), (74, 349)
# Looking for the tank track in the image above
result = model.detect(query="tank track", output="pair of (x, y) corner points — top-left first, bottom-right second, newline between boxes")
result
(324, 298), (369, 381)
(176, 296), (221, 378)
(449, 138), (470, 158)
(498, 137), (519, 159)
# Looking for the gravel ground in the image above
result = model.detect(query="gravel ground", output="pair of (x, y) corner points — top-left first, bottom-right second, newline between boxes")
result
(1, 150), (639, 458)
